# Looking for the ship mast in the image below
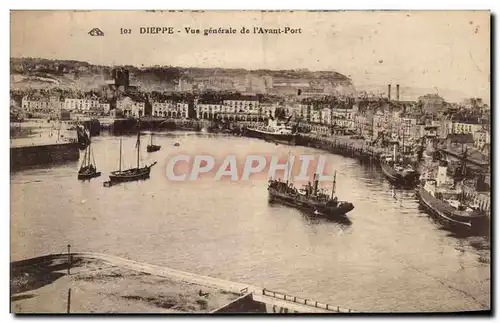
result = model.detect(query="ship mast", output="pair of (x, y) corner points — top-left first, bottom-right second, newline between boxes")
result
(331, 170), (337, 200)
(402, 123), (405, 157)
(285, 151), (292, 185)
(87, 129), (92, 167)
(119, 138), (122, 172)
(136, 120), (141, 169)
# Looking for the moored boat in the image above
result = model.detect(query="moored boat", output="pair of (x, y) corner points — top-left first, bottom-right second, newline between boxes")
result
(109, 125), (157, 183)
(78, 130), (101, 180)
(379, 143), (419, 186)
(146, 133), (161, 153)
(246, 117), (298, 145)
(417, 161), (488, 234)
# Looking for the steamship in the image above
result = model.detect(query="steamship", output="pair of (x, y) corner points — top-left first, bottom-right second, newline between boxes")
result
(246, 118), (298, 145)
(417, 161), (488, 233)
(268, 172), (354, 221)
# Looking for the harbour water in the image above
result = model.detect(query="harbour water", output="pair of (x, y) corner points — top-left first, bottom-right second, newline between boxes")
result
(10, 132), (490, 312)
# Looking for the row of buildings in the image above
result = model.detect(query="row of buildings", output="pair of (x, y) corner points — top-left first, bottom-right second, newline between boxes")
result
(17, 92), (490, 149)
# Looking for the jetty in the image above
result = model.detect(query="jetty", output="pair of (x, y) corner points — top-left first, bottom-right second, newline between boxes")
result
(11, 252), (358, 314)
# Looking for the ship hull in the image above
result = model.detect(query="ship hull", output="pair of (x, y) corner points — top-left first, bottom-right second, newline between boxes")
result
(246, 128), (297, 145)
(109, 162), (157, 183)
(147, 145), (161, 153)
(78, 170), (101, 180)
(380, 161), (419, 187)
(268, 188), (354, 221)
(417, 186), (488, 234)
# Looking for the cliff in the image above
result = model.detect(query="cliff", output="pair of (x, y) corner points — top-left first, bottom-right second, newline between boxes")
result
(10, 57), (355, 94)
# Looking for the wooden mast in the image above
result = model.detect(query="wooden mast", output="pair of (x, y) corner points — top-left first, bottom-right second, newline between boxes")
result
(87, 130), (92, 167)
(136, 131), (140, 169)
(330, 170), (337, 200)
(119, 138), (122, 172)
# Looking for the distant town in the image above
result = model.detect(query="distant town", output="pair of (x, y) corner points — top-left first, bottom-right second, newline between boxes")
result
(10, 58), (490, 156)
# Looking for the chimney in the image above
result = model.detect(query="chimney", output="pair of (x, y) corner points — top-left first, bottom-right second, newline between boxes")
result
(388, 84), (391, 100)
(396, 84), (400, 101)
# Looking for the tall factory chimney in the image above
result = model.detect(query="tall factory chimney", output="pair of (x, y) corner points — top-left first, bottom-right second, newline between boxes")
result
(396, 84), (400, 101)
(388, 84), (391, 100)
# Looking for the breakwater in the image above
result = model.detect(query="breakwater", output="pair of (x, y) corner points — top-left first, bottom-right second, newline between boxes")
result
(10, 142), (80, 170)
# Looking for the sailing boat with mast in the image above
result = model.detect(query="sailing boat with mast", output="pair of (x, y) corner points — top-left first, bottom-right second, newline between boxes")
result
(147, 132), (161, 152)
(78, 130), (101, 180)
(109, 125), (157, 183)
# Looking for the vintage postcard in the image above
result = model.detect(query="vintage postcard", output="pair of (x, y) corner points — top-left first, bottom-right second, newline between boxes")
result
(10, 10), (491, 314)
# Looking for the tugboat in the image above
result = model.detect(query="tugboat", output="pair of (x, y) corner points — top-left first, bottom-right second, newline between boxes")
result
(246, 116), (298, 145)
(417, 160), (488, 233)
(380, 142), (419, 186)
(146, 132), (161, 153)
(78, 131), (101, 180)
(108, 126), (157, 183)
(268, 171), (354, 221)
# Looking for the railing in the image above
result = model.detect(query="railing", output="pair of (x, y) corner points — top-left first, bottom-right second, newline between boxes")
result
(262, 288), (356, 313)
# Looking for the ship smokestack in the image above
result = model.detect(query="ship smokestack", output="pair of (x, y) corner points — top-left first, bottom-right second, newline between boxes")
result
(396, 84), (400, 101)
(436, 160), (448, 187)
(388, 84), (391, 100)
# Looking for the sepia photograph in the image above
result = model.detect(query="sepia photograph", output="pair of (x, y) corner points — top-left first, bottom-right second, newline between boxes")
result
(9, 10), (491, 314)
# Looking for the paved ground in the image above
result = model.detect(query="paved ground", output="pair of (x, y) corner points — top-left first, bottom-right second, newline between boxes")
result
(10, 254), (241, 313)
(11, 253), (350, 314)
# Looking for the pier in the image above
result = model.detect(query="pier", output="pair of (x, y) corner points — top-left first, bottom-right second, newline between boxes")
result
(10, 142), (80, 170)
(11, 252), (358, 314)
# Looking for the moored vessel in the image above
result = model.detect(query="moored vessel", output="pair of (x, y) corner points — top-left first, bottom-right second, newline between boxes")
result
(146, 132), (161, 153)
(109, 126), (157, 183)
(417, 161), (488, 234)
(78, 130), (101, 180)
(246, 117), (298, 145)
(380, 143), (419, 186)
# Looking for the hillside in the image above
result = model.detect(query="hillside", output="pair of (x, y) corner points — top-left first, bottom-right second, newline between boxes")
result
(10, 57), (355, 94)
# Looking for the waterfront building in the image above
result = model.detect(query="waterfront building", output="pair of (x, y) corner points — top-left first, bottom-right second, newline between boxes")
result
(311, 109), (321, 124)
(320, 108), (332, 126)
(222, 96), (260, 114)
(196, 95), (262, 121)
(353, 112), (371, 137)
(331, 105), (357, 129)
(22, 95), (50, 113)
(372, 110), (387, 138)
(297, 104), (312, 122)
(21, 95), (63, 116)
(196, 103), (224, 120)
(152, 101), (189, 118)
(260, 103), (276, 119)
(64, 97), (100, 113)
(117, 96), (145, 118)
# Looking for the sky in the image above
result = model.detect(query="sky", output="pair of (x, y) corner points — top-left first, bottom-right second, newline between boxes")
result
(10, 10), (490, 103)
